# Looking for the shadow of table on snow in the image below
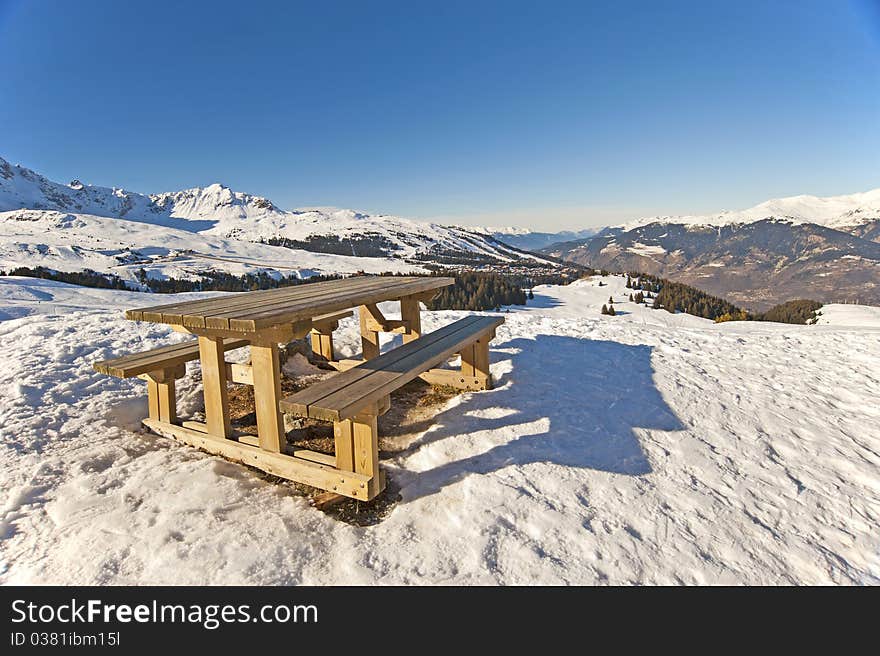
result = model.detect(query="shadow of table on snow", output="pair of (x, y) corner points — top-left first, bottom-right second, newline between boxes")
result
(395, 335), (684, 502)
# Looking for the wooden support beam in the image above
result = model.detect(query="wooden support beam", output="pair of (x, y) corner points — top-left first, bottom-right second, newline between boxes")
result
(182, 420), (209, 433)
(461, 334), (491, 388)
(360, 303), (390, 332)
(418, 368), (490, 391)
(312, 492), (348, 511)
(334, 419), (355, 471)
(146, 379), (161, 421)
(174, 321), (309, 344)
(225, 362), (254, 385)
(359, 305), (381, 360)
(197, 336), (232, 438)
(400, 295), (422, 344)
(326, 358), (363, 372)
(250, 340), (284, 453)
(310, 327), (336, 361)
(143, 419), (375, 500)
(236, 434), (336, 467)
(352, 413), (384, 498)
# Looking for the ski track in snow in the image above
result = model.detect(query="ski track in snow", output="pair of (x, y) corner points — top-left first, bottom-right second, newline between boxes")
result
(0, 276), (878, 584)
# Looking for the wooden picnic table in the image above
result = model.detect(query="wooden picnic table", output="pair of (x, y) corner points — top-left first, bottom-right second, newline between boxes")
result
(94, 274), (504, 500)
(124, 275), (452, 451)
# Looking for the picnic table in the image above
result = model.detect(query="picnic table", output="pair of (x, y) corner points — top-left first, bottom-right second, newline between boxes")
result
(93, 275), (504, 500)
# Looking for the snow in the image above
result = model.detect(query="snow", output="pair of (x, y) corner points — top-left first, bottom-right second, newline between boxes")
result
(0, 157), (553, 283)
(815, 303), (880, 328)
(1, 274), (878, 584)
(616, 187), (880, 231)
(626, 242), (667, 257)
(0, 209), (425, 286)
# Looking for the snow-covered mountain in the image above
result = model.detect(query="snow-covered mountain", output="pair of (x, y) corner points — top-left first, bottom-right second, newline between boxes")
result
(478, 226), (600, 252)
(545, 188), (880, 311)
(615, 187), (880, 232)
(0, 156), (560, 285)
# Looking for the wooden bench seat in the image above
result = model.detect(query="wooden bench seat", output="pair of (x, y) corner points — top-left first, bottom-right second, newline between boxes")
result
(281, 315), (504, 422)
(93, 338), (250, 379)
(279, 315), (503, 498)
(93, 309), (353, 427)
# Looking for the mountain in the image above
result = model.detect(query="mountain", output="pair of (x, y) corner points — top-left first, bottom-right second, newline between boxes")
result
(613, 188), (880, 235)
(545, 189), (880, 311)
(481, 227), (599, 252)
(0, 157), (561, 286)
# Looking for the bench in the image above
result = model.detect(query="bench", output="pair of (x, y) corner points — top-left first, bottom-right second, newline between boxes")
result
(93, 310), (352, 424)
(279, 315), (504, 498)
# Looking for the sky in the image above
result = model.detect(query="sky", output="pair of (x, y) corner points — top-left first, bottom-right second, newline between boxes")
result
(1, 0), (879, 231)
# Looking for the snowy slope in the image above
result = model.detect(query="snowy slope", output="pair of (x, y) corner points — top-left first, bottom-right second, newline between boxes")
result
(0, 157), (550, 268)
(814, 303), (880, 328)
(0, 208), (423, 285)
(1, 274), (878, 585)
(616, 187), (880, 231)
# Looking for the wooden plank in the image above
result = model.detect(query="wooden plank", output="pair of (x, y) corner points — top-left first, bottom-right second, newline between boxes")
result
(193, 277), (383, 325)
(461, 335), (491, 383)
(229, 277), (454, 332)
(198, 277), (387, 330)
(312, 309), (353, 326)
(418, 368), (489, 391)
(325, 358), (363, 371)
(290, 449), (337, 467)
(282, 316), (486, 414)
(168, 276), (384, 329)
(146, 379), (160, 420)
(236, 434), (336, 467)
(359, 305), (381, 360)
(281, 315), (486, 417)
(157, 377), (177, 423)
(400, 294), (422, 344)
(225, 362), (253, 386)
(352, 413), (382, 498)
(310, 330), (335, 361)
(201, 276), (422, 325)
(305, 317), (503, 421)
(312, 492), (347, 510)
(93, 338), (249, 379)
(143, 419), (375, 500)
(137, 278), (363, 325)
(131, 276), (378, 323)
(250, 340), (284, 453)
(334, 420), (355, 471)
(198, 335), (232, 438)
(182, 420), (209, 433)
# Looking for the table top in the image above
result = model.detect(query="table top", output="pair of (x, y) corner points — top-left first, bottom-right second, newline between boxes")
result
(125, 276), (453, 333)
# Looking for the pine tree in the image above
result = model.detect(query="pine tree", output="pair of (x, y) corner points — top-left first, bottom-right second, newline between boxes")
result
(608, 304), (616, 316)
(608, 296), (614, 304)
(601, 304), (609, 315)
(626, 275), (632, 288)
(629, 293), (634, 301)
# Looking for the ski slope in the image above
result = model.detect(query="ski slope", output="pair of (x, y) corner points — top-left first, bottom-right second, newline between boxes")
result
(0, 275), (878, 584)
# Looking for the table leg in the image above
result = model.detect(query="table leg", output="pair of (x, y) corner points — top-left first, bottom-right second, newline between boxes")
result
(400, 295), (422, 344)
(198, 336), (232, 438)
(250, 340), (284, 453)
(358, 305), (381, 360)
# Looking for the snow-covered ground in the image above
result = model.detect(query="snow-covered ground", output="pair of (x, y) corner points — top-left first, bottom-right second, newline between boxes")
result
(1, 275), (878, 584)
(0, 156), (550, 286)
(814, 303), (880, 328)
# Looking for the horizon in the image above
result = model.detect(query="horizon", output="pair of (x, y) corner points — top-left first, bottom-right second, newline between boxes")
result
(2, 1), (880, 230)
(3, 151), (879, 233)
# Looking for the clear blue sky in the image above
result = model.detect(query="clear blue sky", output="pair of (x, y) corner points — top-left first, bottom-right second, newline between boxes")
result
(1, 0), (879, 230)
